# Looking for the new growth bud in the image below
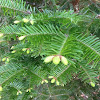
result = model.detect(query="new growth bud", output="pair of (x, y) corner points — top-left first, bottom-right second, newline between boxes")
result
(45, 80), (48, 83)
(44, 56), (54, 63)
(90, 82), (95, 87)
(0, 33), (3, 37)
(19, 36), (26, 40)
(22, 18), (29, 23)
(11, 50), (16, 53)
(2, 57), (6, 61)
(48, 76), (53, 79)
(51, 79), (56, 83)
(0, 86), (3, 91)
(53, 56), (60, 65)
(14, 20), (20, 24)
(27, 50), (30, 54)
(30, 20), (34, 25)
(56, 80), (59, 86)
(17, 91), (22, 95)
(22, 48), (27, 51)
(61, 56), (68, 65)
(11, 46), (14, 49)
(41, 80), (44, 84)
(6, 58), (10, 62)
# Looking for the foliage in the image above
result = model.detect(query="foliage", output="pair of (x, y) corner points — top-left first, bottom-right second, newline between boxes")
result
(0, 0), (100, 100)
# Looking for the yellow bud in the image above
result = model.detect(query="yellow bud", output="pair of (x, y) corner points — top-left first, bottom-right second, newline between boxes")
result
(51, 79), (55, 83)
(26, 88), (31, 92)
(11, 46), (14, 49)
(22, 18), (29, 23)
(56, 80), (59, 86)
(22, 48), (27, 51)
(26, 89), (29, 92)
(29, 89), (31, 92)
(19, 36), (26, 40)
(41, 80), (44, 84)
(61, 56), (68, 65)
(11, 50), (16, 53)
(0, 86), (3, 91)
(53, 56), (60, 65)
(0, 96), (1, 99)
(27, 50), (30, 54)
(6, 58), (10, 62)
(30, 95), (33, 98)
(90, 82), (95, 87)
(61, 84), (64, 87)
(44, 56), (54, 63)
(45, 80), (48, 83)
(31, 49), (33, 52)
(0, 34), (3, 37)
(30, 20), (34, 25)
(19, 91), (22, 94)
(17, 92), (19, 95)
(17, 91), (22, 95)
(2, 57), (6, 61)
(48, 76), (53, 78)
(14, 20), (20, 24)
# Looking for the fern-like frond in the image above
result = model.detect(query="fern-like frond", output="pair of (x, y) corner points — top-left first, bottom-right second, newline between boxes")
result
(0, 63), (24, 85)
(0, 24), (61, 36)
(18, 24), (61, 35)
(32, 10), (82, 24)
(45, 63), (77, 85)
(0, 24), (62, 49)
(42, 33), (83, 62)
(9, 80), (24, 90)
(0, 25), (21, 34)
(0, 25), (21, 40)
(78, 62), (98, 84)
(0, 0), (31, 15)
(27, 65), (48, 85)
(76, 35), (100, 66)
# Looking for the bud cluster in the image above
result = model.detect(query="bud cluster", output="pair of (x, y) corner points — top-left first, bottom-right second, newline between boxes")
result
(26, 88), (32, 92)
(0, 33), (3, 37)
(10, 46), (16, 54)
(41, 77), (60, 86)
(10, 46), (33, 54)
(48, 76), (59, 85)
(14, 18), (35, 25)
(41, 79), (48, 84)
(44, 55), (68, 65)
(17, 90), (22, 95)
(22, 48), (33, 54)
(11, 50), (16, 53)
(2, 57), (9, 63)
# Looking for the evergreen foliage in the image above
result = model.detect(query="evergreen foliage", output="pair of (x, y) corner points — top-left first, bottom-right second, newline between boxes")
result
(0, 0), (100, 100)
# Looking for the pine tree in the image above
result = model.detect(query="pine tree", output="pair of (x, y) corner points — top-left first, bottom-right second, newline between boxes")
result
(0, 0), (100, 100)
